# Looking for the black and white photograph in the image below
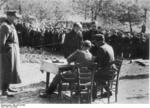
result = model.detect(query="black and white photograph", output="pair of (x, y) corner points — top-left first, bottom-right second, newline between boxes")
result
(0, 0), (149, 105)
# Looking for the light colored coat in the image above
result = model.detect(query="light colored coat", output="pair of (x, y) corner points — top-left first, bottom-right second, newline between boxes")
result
(0, 22), (21, 89)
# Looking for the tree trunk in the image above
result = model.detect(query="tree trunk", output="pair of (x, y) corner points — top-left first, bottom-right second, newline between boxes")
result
(91, 8), (94, 21)
(128, 10), (132, 33)
(18, 0), (22, 14)
(84, 7), (87, 20)
(144, 8), (147, 24)
(94, 12), (97, 20)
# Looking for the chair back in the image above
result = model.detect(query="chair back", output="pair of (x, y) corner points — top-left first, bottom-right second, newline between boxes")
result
(112, 59), (123, 81)
(109, 58), (123, 97)
(78, 67), (92, 84)
(76, 63), (97, 85)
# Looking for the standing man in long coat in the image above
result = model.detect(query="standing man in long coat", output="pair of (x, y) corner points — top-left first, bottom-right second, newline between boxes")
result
(63, 22), (83, 58)
(0, 10), (22, 96)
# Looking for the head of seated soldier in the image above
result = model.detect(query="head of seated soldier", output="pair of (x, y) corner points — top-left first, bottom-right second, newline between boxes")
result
(81, 40), (93, 50)
(6, 10), (22, 24)
(73, 22), (82, 33)
(94, 34), (105, 46)
(67, 40), (93, 66)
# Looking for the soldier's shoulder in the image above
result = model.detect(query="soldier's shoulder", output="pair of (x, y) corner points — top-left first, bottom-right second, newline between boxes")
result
(1, 22), (9, 27)
(104, 43), (114, 50)
(72, 49), (80, 55)
(0, 22), (10, 31)
(76, 49), (81, 53)
(104, 43), (111, 47)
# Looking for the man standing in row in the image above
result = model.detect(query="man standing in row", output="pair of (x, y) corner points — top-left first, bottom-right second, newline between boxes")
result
(83, 21), (100, 56)
(0, 10), (22, 96)
(63, 22), (83, 58)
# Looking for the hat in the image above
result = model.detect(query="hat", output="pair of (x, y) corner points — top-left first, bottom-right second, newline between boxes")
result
(94, 34), (105, 42)
(73, 22), (82, 29)
(82, 40), (93, 48)
(6, 10), (22, 18)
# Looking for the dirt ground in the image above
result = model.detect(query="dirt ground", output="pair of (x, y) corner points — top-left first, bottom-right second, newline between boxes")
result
(0, 59), (149, 104)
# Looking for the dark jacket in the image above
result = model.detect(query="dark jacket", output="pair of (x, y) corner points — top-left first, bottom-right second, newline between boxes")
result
(63, 30), (83, 58)
(95, 43), (115, 76)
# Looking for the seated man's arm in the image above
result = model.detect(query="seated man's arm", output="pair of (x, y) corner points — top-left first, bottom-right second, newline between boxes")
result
(67, 50), (79, 64)
(95, 47), (106, 67)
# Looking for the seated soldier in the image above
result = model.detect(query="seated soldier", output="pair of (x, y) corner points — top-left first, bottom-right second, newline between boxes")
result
(40, 40), (93, 97)
(93, 34), (116, 98)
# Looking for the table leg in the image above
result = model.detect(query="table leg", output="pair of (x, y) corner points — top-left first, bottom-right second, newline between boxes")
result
(46, 72), (50, 90)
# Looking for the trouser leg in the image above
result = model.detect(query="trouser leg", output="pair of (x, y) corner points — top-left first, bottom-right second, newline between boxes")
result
(92, 83), (97, 99)
(94, 72), (112, 94)
(2, 83), (9, 91)
(46, 74), (61, 94)
(104, 83), (111, 93)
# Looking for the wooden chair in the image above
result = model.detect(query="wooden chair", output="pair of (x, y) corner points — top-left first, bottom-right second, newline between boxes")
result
(96, 59), (123, 103)
(57, 65), (76, 102)
(58, 63), (97, 103)
(72, 63), (97, 103)
(110, 59), (123, 103)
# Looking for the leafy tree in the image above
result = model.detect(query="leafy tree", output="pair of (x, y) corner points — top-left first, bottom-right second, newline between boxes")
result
(137, 0), (150, 23)
(0, 0), (8, 11)
(72, 0), (92, 20)
(117, 3), (143, 33)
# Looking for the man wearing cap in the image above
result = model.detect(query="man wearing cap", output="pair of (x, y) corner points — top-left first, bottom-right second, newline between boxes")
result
(0, 10), (22, 96)
(84, 21), (99, 41)
(63, 22), (83, 58)
(93, 34), (115, 98)
(40, 40), (93, 97)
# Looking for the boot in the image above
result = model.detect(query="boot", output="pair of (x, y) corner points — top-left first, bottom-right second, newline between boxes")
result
(2, 90), (14, 97)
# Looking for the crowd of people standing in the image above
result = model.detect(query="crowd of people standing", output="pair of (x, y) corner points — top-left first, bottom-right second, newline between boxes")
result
(15, 21), (149, 59)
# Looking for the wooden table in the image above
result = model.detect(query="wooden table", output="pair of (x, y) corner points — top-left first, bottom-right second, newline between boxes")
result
(40, 60), (74, 90)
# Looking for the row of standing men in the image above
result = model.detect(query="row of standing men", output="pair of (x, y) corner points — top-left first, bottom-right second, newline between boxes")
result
(15, 22), (149, 59)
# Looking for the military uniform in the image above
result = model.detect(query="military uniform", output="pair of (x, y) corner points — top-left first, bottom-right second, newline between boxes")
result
(95, 42), (115, 81)
(0, 21), (21, 91)
(67, 49), (93, 66)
